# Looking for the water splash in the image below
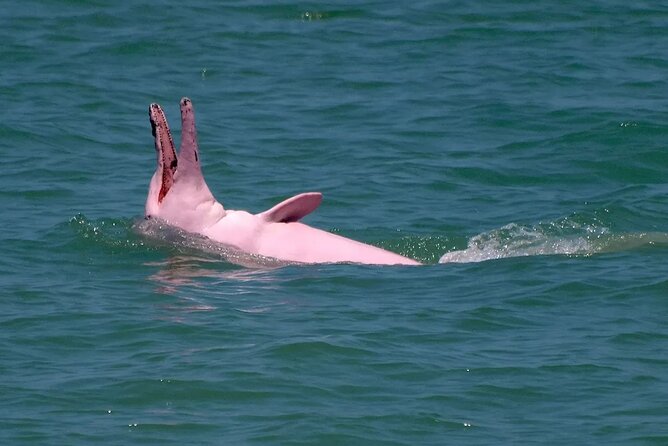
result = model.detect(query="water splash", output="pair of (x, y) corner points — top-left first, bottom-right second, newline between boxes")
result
(439, 216), (668, 264)
(67, 214), (147, 251)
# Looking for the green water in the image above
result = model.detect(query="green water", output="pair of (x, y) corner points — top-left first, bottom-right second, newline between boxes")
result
(2, 1), (668, 444)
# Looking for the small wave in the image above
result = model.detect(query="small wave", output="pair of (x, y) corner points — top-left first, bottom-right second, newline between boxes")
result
(67, 214), (148, 251)
(439, 216), (668, 264)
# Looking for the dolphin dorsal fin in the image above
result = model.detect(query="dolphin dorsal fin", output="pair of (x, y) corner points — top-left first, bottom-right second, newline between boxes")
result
(260, 192), (323, 223)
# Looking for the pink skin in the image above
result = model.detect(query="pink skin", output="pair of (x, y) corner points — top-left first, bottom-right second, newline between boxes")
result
(146, 98), (421, 265)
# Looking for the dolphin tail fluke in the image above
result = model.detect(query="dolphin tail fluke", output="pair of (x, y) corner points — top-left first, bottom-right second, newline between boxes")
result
(178, 97), (203, 177)
(148, 103), (177, 203)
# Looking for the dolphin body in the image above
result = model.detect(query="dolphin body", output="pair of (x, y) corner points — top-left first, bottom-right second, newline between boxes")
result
(145, 98), (421, 265)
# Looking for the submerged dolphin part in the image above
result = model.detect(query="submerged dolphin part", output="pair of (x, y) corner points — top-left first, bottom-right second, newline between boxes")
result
(145, 98), (421, 265)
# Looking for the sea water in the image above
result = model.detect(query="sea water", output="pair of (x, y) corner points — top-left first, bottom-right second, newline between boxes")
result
(2, 1), (668, 444)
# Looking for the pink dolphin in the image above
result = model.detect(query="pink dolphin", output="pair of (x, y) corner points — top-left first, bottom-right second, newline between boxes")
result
(145, 98), (421, 265)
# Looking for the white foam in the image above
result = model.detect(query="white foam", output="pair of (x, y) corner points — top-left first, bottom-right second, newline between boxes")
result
(439, 221), (603, 264)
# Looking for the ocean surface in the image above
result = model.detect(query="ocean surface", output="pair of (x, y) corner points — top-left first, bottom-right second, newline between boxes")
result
(2, 1), (668, 444)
